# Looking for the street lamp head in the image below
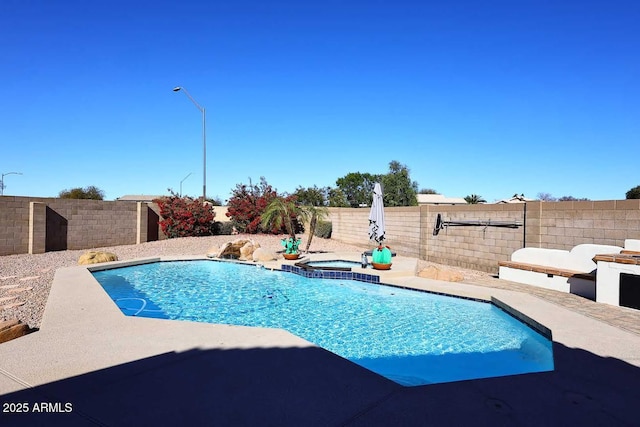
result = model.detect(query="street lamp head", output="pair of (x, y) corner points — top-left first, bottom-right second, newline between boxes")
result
(172, 87), (182, 92)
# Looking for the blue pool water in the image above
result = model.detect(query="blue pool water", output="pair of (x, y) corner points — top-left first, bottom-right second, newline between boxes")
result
(92, 260), (554, 386)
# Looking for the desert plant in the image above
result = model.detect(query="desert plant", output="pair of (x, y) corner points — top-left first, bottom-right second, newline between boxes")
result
(303, 204), (329, 252)
(153, 191), (216, 238)
(314, 220), (332, 238)
(213, 221), (235, 235)
(261, 196), (309, 254)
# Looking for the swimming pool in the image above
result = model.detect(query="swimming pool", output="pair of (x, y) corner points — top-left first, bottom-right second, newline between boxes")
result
(92, 260), (554, 386)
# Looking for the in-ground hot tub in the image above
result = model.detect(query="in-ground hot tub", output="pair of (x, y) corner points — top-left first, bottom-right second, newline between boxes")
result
(295, 259), (363, 271)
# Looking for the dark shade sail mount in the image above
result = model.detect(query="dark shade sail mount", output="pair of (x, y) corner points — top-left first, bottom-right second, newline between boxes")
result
(433, 213), (523, 236)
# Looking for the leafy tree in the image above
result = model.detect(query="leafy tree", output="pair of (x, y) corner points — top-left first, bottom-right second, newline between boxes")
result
(558, 196), (591, 201)
(59, 186), (105, 200)
(380, 161), (418, 207)
(335, 172), (380, 207)
(205, 196), (223, 206)
(464, 194), (486, 204)
(327, 187), (349, 207)
(626, 185), (640, 199)
(226, 177), (278, 233)
(153, 190), (216, 238)
(293, 185), (327, 206)
(536, 192), (557, 202)
(419, 188), (438, 194)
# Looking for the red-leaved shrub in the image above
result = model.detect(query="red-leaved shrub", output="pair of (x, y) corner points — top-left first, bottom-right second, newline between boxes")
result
(154, 191), (216, 238)
(226, 181), (279, 233)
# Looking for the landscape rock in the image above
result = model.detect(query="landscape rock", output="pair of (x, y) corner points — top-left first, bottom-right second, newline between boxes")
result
(206, 245), (220, 258)
(78, 251), (118, 265)
(418, 266), (464, 282)
(252, 248), (278, 262)
(239, 241), (260, 260)
(216, 239), (260, 260)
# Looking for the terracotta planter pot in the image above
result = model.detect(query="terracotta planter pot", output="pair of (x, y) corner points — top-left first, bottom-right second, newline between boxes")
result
(283, 253), (300, 260)
(371, 262), (392, 270)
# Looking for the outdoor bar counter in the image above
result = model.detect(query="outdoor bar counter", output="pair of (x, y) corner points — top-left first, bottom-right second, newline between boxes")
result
(593, 252), (640, 310)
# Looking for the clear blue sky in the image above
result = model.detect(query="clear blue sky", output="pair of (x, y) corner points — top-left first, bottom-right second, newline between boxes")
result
(2, 0), (639, 202)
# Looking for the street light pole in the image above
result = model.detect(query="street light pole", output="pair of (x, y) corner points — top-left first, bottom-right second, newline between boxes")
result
(180, 172), (193, 197)
(0, 172), (22, 196)
(173, 87), (207, 201)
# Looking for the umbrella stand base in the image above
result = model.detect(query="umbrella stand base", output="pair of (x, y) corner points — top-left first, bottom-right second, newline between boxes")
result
(371, 262), (392, 270)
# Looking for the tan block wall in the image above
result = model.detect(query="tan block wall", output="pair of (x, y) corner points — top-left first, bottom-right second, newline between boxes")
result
(43, 199), (139, 250)
(327, 207), (422, 257)
(0, 197), (31, 255)
(2, 196), (639, 269)
(29, 202), (46, 254)
(0, 196), (156, 255)
(525, 200), (640, 249)
(330, 200), (640, 274)
(421, 204), (525, 273)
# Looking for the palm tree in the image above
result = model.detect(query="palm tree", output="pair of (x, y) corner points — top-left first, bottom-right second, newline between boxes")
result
(464, 194), (486, 204)
(303, 204), (329, 253)
(261, 196), (309, 254)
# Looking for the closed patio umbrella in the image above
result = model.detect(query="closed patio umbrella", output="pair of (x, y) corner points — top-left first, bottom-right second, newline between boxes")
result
(368, 182), (385, 244)
(368, 183), (391, 267)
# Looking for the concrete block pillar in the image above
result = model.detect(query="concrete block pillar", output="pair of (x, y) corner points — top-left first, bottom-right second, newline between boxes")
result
(28, 202), (46, 254)
(136, 202), (148, 244)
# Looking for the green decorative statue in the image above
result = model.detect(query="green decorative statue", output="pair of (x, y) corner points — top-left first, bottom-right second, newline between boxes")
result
(281, 237), (301, 254)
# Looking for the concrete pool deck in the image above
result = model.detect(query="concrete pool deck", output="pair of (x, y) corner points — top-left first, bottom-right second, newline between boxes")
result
(1, 254), (639, 426)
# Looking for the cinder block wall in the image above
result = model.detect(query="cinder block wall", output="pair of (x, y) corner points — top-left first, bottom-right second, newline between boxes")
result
(421, 204), (525, 272)
(0, 196), (147, 255)
(3, 196), (639, 267)
(525, 200), (640, 249)
(44, 199), (139, 250)
(0, 197), (31, 255)
(330, 200), (640, 274)
(327, 207), (421, 258)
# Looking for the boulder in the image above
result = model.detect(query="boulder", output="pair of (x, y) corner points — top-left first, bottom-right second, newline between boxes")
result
(418, 266), (464, 282)
(206, 245), (221, 258)
(78, 251), (118, 265)
(239, 241), (260, 261)
(0, 319), (30, 343)
(216, 239), (260, 260)
(252, 247), (278, 262)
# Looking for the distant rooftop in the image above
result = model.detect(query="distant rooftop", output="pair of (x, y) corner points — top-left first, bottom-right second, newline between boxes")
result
(495, 195), (536, 204)
(417, 194), (467, 205)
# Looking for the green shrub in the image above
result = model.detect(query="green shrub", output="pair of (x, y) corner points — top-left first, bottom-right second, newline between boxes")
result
(213, 221), (236, 235)
(314, 221), (332, 238)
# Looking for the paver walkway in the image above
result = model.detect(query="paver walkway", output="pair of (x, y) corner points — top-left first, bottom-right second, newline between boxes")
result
(465, 274), (640, 336)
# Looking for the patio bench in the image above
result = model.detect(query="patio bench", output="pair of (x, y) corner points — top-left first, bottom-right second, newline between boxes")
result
(498, 244), (623, 300)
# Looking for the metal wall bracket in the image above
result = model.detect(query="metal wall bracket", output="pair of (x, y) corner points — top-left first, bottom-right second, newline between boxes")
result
(433, 213), (522, 236)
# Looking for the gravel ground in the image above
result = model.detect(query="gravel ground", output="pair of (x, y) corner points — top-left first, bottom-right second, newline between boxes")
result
(0, 235), (492, 329)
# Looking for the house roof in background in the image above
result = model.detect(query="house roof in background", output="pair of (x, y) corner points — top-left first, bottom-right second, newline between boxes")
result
(495, 195), (536, 204)
(417, 194), (467, 205)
